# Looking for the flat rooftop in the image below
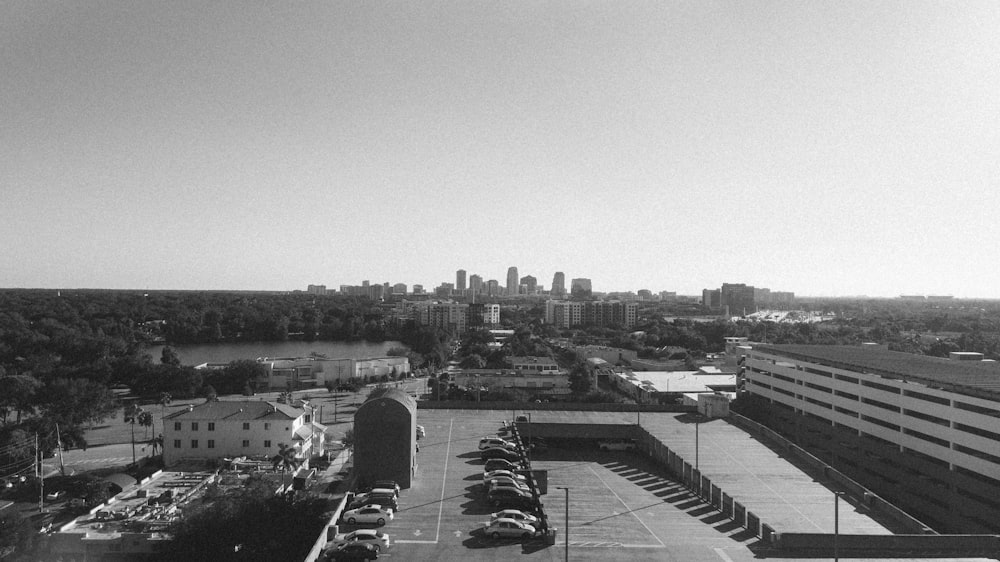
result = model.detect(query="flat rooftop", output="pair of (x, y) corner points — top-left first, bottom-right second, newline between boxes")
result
(756, 344), (1000, 397)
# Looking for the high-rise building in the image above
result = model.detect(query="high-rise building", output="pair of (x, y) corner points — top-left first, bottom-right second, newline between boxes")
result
(307, 284), (327, 295)
(721, 283), (756, 316)
(392, 283), (407, 295)
(412, 284), (424, 294)
(551, 272), (565, 296)
(469, 274), (483, 294)
(506, 267), (519, 296)
(456, 269), (467, 291)
(486, 280), (499, 296)
(520, 275), (537, 294)
(570, 278), (592, 298)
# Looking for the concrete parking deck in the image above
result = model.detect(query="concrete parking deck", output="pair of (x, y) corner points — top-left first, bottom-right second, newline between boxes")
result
(379, 408), (993, 562)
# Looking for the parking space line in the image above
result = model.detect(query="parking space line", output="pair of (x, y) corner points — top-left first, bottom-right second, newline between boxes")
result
(433, 418), (454, 544)
(714, 546), (736, 561)
(588, 465), (665, 547)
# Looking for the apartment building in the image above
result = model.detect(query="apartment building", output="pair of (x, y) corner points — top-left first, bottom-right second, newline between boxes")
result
(742, 343), (1000, 533)
(544, 300), (637, 329)
(162, 401), (325, 468)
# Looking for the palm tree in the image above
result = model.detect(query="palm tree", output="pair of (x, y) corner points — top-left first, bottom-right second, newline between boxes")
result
(124, 404), (144, 467)
(271, 443), (301, 494)
(149, 434), (163, 457)
(158, 392), (172, 437)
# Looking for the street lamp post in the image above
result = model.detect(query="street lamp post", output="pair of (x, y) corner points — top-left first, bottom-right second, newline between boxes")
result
(695, 416), (700, 470)
(834, 494), (839, 561)
(556, 486), (569, 562)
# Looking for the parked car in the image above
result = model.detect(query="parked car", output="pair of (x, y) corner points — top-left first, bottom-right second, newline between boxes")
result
(480, 447), (521, 462)
(367, 487), (398, 499)
(45, 490), (66, 501)
(487, 487), (535, 509)
(484, 518), (537, 540)
(330, 529), (390, 552)
(515, 415), (528, 423)
(349, 493), (398, 512)
(479, 437), (516, 451)
(598, 439), (636, 452)
(485, 476), (530, 491)
(483, 470), (527, 483)
(371, 480), (400, 495)
(325, 542), (379, 560)
(341, 505), (393, 526)
(491, 509), (539, 525)
(484, 458), (521, 473)
(416, 425), (425, 438)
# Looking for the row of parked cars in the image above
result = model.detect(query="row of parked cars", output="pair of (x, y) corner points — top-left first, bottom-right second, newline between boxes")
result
(476, 422), (544, 541)
(322, 480), (401, 560)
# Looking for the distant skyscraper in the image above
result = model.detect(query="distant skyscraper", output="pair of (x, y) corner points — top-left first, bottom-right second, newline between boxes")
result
(469, 274), (483, 294)
(551, 272), (565, 296)
(486, 279), (499, 296)
(506, 267), (519, 296)
(456, 269), (467, 291)
(570, 278), (592, 298)
(520, 275), (537, 294)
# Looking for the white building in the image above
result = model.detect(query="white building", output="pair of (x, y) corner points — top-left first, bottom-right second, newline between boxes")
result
(610, 368), (736, 404)
(162, 401), (325, 468)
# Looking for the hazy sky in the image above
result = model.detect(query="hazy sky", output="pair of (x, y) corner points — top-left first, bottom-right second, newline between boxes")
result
(3, 1), (999, 297)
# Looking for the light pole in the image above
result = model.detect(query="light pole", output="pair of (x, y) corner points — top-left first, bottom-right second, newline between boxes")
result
(695, 416), (700, 470)
(834, 491), (844, 562)
(556, 486), (569, 562)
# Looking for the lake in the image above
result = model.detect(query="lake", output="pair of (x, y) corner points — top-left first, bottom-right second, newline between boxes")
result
(144, 340), (405, 366)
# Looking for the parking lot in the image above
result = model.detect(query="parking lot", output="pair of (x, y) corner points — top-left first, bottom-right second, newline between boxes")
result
(360, 409), (760, 562)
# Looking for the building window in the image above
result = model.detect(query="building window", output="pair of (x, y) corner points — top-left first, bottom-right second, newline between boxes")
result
(208, 422), (215, 431)
(191, 440), (199, 449)
(191, 422), (199, 431)
(173, 440), (181, 449)
(174, 422), (181, 431)
(264, 423), (271, 430)
(207, 440), (215, 449)
(243, 422), (250, 430)
(264, 440), (271, 448)
(242, 440), (249, 447)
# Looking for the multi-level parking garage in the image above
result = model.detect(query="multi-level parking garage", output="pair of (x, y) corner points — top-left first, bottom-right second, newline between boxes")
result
(357, 408), (995, 562)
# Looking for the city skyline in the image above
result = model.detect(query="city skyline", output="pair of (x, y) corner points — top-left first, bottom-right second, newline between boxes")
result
(3, 3), (999, 298)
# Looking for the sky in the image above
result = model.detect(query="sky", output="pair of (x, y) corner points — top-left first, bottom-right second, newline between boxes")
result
(3, 1), (999, 298)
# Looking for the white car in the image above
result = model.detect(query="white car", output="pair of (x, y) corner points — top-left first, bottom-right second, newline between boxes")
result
(487, 477), (530, 492)
(484, 518), (538, 540)
(483, 470), (527, 483)
(416, 425), (425, 438)
(341, 505), (394, 526)
(490, 509), (539, 525)
(330, 529), (390, 552)
(479, 437), (515, 450)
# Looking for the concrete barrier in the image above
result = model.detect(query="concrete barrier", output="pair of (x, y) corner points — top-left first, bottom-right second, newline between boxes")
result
(746, 511), (761, 537)
(721, 493), (733, 518)
(761, 523), (776, 544)
(733, 502), (746, 526)
(774, 533), (1000, 555)
(711, 484), (722, 509)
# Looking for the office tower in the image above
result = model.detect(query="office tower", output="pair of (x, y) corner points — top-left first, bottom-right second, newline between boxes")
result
(456, 269), (467, 291)
(392, 283), (407, 295)
(570, 278), (592, 298)
(469, 274), (483, 294)
(551, 272), (565, 296)
(486, 279), (499, 296)
(307, 284), (327, 295)
(413, 284), (424, 294)
(520, 275), (537, 294)
(506, 267), (519, 296)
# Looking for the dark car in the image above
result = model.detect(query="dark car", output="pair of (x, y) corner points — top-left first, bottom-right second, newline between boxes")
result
(488, 488), (536, 509)
(326, 542), (379, 560)
(349, 493), (398, 512)
(481, 447), (521, 462)
(371, 480), (400, 495)
(484, 458), (522, 473)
